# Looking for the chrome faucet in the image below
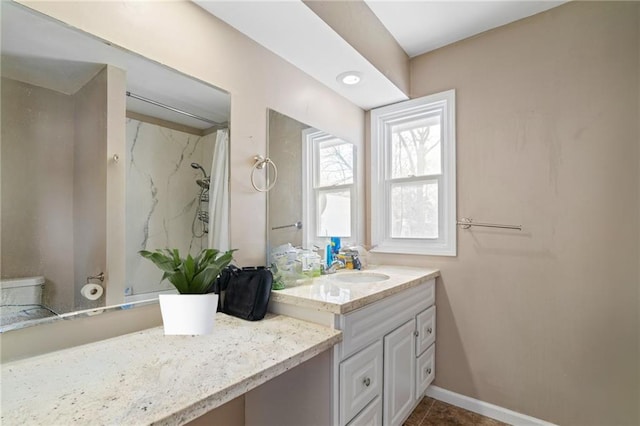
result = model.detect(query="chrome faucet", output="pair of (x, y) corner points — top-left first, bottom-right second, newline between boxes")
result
(322, 260), (345, 274)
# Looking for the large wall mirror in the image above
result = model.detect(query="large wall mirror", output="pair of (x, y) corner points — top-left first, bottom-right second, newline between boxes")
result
(0, 3), (231, 332)
(266, 109), (362, 266)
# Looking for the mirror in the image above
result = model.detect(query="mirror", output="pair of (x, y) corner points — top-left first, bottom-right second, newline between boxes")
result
(267, 110), (310, 251)
(0, 3), (231, 332)
(266, 109), (359, 264)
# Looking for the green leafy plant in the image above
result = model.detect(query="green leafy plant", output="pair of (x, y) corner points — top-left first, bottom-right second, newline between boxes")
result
(139, 248), (236, 294)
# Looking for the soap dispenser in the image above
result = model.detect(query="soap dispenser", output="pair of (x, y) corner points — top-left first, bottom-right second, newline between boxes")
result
(326, 243), (333, 267)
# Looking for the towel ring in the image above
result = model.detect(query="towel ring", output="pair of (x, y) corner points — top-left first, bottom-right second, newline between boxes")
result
(251, 155), (278, 192)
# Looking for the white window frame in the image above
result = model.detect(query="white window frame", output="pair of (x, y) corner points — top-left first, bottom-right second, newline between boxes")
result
(370, 89), (456, 256)
(302, 128), (357, 250)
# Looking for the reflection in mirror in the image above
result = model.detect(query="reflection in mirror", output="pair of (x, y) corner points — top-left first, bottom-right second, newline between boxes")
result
(267, 110), (357, 262)
(0, 2), (230, 332)
(302, 128), (356, 245)
(124, 92), (230, 301)
(267, 110), (310, 250)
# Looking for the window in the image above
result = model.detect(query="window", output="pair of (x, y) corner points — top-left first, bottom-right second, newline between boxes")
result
(302, 129), (356, 249)
(370, 90), (456, 256)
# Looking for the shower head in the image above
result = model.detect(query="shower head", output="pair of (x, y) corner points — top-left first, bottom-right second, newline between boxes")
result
(191, 162), (207, 178)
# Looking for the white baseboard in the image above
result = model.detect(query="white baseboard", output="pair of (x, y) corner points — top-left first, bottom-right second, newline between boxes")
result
(425, 386), (556, 426)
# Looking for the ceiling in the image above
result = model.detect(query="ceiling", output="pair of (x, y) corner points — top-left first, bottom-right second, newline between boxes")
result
(365, 1), (566, 58)
(197, 0), (565, 110)
(1, 2), (230, 130)
(195, 0), (408, 110)
(2, 1), (568, 123)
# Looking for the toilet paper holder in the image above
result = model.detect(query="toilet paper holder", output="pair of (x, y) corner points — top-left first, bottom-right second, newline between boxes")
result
(82, 272), (105, 301)
(87, 272), (104, 283)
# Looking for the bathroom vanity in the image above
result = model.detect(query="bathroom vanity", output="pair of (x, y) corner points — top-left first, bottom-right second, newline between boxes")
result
(0, 313), (341, 425)
(1, 266), (438, 426)
(266, 265), (440, 426)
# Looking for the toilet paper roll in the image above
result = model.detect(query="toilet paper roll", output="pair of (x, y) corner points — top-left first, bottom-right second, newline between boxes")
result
(81, 283), (104, 301)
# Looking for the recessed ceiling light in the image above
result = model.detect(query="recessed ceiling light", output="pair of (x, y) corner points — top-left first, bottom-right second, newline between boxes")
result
(337, 71), (362, 86)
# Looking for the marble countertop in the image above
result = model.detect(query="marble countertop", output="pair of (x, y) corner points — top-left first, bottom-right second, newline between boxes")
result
(270, 265), (440, 314)
(1, 313), (342, 425)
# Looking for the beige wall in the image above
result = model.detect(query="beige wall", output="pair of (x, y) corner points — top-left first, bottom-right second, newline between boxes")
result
(2, 67), (121, 314)
(73, 67), (108, 310)
(104, 65), (127, 307)
(1, 77), (76, 312)
(0, 303), (162, 361)
(186, 395), (244, 426)
(372, 2), (638, 425)
(16, 0), (365, 267)
(6, 2), (636, 425)
(2, 0), (363, 358)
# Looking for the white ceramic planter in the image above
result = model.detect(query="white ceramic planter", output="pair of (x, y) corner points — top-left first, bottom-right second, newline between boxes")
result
(158, 293), (219, 335)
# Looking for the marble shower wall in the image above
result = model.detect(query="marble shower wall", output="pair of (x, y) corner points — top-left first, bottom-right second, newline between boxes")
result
(125, 119), (215, 297)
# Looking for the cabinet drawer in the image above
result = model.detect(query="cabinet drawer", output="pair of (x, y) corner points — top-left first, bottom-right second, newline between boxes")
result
(415, 306), (436, 356)
(340, 340), (383, 426)
(341, 279), (435, 359)
(347, 396), (382, 426)
(416, 343), (435, 401)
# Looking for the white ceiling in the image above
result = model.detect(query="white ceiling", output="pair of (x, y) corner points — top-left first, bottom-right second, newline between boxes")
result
(3, 1), (568, 122)
(194, 0), (409, 110)
(197, 0), (566, 110)
(365, 1), (566, 58)
(1, 2), (230, 130)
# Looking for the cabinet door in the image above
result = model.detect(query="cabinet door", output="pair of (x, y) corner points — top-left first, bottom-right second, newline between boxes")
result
(415, 306), (436, 356)
(340, 340), (383, 425)
(383, 319), (416, 426)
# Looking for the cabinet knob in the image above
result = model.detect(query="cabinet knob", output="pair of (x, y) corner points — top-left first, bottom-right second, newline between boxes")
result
(414, 330), (419, 337)
(427, 327), (433, 334)
(425, 367), (432, 375)
(363, 377), (371, 387)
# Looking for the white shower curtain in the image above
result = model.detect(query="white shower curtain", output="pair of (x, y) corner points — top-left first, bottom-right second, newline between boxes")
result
(208, 128), (230, 251)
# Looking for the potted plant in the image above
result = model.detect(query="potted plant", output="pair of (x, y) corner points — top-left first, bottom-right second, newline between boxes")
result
(139, 248), (235, 335)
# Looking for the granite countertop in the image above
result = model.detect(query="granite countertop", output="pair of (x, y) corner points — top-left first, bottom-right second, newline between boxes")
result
(1, 313), (342, 425)
(270, 265), (440, 314)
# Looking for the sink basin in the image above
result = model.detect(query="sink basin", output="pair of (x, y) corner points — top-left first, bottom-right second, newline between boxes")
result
(330, 272), (390, 283)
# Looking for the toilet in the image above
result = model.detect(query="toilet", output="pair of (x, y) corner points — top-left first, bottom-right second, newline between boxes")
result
(0, 276), (52, 329)
(0, 276), (46, 306)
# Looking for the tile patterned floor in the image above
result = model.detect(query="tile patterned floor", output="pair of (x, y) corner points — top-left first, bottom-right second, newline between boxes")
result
(404, 397), (510, 426)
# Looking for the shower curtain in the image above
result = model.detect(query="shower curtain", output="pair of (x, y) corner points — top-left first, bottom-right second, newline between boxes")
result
(208, 128), (230, 251)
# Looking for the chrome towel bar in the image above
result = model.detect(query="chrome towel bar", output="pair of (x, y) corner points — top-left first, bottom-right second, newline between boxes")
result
(457, 217), (522, 231)
(271, 221), (303, 231)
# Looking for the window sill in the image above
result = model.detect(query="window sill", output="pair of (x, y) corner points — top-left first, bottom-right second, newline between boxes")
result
(370, 243), (457, 257)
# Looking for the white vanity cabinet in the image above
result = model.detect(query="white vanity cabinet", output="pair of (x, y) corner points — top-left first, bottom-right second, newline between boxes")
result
(267, 266), (440, 426)
(336, 278), (436, 426)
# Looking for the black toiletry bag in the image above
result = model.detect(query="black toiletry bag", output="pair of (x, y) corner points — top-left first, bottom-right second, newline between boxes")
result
(214, 265), (273, 321)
